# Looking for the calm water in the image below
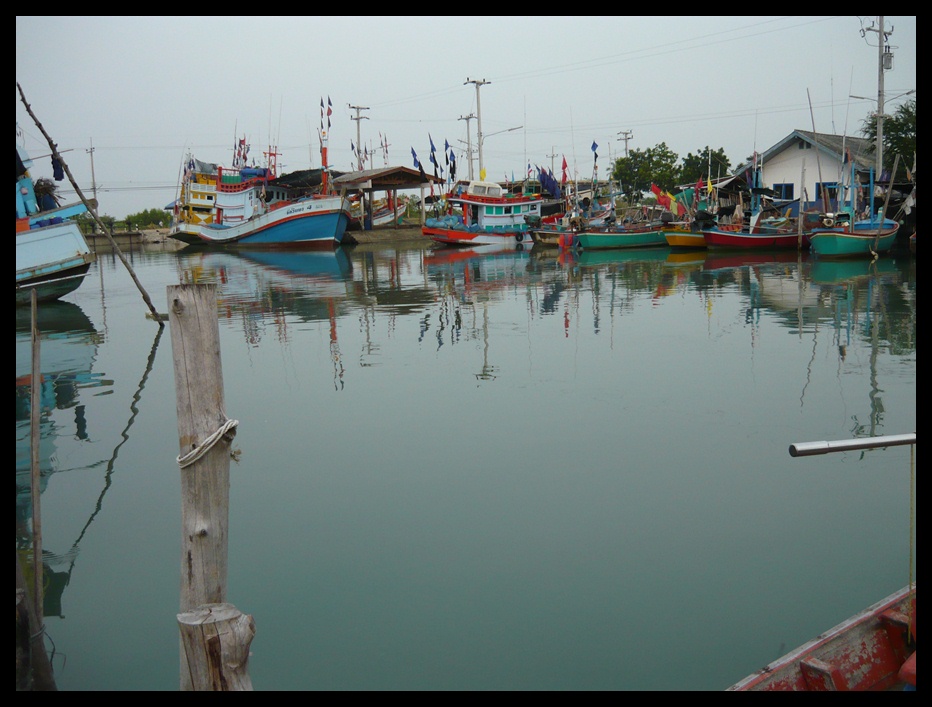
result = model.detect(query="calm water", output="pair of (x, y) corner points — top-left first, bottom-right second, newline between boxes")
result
(16, 240), (917, 691)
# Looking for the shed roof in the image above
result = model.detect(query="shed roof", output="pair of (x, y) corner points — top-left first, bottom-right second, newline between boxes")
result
(332, 165), (443, 192)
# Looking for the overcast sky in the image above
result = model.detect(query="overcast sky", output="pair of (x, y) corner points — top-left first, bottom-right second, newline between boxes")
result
(16, 16), (916, 219)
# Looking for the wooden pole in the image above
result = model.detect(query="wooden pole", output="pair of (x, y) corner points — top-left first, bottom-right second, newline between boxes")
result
(19, 289), (58, 691)
(177, 603), (255, 691)
(17, 82), (164, 326)
(168, 284), (245, 690)
(30, 289), (43, 626)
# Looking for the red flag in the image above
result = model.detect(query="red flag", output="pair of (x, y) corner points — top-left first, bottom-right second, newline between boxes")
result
(650, 183), (662, 198)
(561, 156), (568, 185)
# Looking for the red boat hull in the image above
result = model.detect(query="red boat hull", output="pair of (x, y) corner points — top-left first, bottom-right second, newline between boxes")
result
(727, 584), (916, 691)
(703, 228), (809, 250)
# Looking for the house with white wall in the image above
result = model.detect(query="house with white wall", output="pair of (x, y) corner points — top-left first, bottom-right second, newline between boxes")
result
(735, 130), (873, 214)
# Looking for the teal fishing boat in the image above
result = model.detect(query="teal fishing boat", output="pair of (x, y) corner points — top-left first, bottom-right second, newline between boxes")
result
(574, 227), (666, 250)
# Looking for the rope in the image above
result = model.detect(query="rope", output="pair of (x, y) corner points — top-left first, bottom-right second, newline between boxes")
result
(177, 418), (239, 468)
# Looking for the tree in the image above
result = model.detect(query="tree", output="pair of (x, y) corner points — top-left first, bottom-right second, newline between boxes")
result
(678, 147), (731, 186)
(860, 98), (916, 172)
(611, 142), (679, 203)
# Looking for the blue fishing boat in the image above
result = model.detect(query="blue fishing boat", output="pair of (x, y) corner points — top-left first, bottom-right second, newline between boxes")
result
(16, 143), (96, 306)
(423, 180), (544, 247)
(169, 144), (352, 249)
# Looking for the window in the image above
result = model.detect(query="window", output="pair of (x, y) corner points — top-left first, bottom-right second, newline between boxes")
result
(815, 182), (839, 203)
(798, 141), (811, 150)
(772, 183), (794, 200)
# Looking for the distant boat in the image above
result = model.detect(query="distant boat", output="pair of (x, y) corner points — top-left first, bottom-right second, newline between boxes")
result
(727, 583), (916, 691)
(423, 180), (543, 247)
(16, 143), (96, 306)
(169, 150), (352, 249)
(347, 195), (406, 230)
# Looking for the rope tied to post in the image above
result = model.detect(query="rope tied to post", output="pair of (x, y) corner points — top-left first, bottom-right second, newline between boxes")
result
(177, 417), (239, 468)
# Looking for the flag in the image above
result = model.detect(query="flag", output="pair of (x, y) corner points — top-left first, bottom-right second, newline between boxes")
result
(561, 156), (568, 185)
(444, 139), (450, 166)
(51, 157), (64, 181)
(449, 152), (456, 182)
(351, 141), (356, 155)
(528, 162), (532, 178)
(591, 141), (598, 161)
(429, 134), (437, 154)
(320, 97), (325, 130)
(327, 96), (332, 129)
(411, 147), (419, 168)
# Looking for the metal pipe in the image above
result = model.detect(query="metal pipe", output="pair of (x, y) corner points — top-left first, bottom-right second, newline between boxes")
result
(789, 433), (916, 457)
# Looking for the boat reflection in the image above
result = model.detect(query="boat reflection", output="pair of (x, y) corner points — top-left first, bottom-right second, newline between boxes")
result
(177, 248), (354, 325)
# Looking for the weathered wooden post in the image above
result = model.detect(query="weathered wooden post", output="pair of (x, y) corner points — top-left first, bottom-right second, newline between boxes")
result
(167, 284), (253, 691)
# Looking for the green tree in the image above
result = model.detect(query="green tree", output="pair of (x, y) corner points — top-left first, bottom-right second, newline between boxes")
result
(611, 142), (679, 203)
(860, 98), (916, 172)
(678, 146), (731, 186)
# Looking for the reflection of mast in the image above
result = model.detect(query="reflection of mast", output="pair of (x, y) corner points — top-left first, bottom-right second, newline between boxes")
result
(328, 298), (344, 390)
(475, 302), (496, 381)
(23, 322), (164, 617)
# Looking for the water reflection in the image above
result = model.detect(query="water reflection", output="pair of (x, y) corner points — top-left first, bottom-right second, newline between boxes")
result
(16, 302), (163, 618)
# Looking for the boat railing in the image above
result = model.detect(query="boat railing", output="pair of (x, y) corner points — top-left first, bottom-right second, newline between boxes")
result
(789, 433), (916, 457)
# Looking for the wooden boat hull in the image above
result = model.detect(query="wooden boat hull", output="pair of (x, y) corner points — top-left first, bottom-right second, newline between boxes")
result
(170, 195), (351, 249)
(422, 224), (528, 248)
(663, 229), (706, 248)
(574, 229), (666, 250)
(808, 222), (899, 258)
(703, 228), (807, 250)
(727, 584), (916, 691)
(16, 220), (97, 306)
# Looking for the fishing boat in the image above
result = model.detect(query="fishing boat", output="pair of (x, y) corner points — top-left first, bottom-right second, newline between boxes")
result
(574, 225), (667, 251)
(728, 584), (916, 691)
(16, 143), (96, 306)
(422, 180), (543, 247)
(169, 146), (352, 249)
(804, 153), (902, 258)
(348, 195), (406, 230)
(729, 431), (917, 692)
(807, 214), (900, 258)
(663, 222), (708, 248)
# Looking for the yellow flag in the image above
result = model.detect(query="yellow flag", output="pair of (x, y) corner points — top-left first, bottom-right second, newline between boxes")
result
(479, 168), (487, 181)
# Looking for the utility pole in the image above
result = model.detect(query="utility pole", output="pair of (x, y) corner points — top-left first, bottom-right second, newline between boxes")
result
(465, 78), (489, 178)
(459, 113), (476, 181)
(617, 130), (633, 158)
(87, 138), (98, 232)
(863, 17), (893, 176)
(348, 104), (370, 171)
(546, 147), (558, 174)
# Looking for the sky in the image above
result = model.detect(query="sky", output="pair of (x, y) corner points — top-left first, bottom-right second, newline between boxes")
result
(16, 16), (916, 220)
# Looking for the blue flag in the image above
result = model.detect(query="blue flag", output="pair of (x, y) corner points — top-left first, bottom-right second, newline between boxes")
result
(591, 141), (598, 153)
(411, 147), (419, 168)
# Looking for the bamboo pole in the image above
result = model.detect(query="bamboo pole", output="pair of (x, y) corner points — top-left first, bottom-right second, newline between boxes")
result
(17, 82), (164, 326)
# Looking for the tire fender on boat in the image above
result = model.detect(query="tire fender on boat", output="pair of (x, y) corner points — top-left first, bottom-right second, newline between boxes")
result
(515, 232), (524, 243)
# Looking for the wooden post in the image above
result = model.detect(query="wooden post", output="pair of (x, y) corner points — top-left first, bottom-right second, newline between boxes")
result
(168, 284), (249, 690)
(177, 603), (255, 691)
